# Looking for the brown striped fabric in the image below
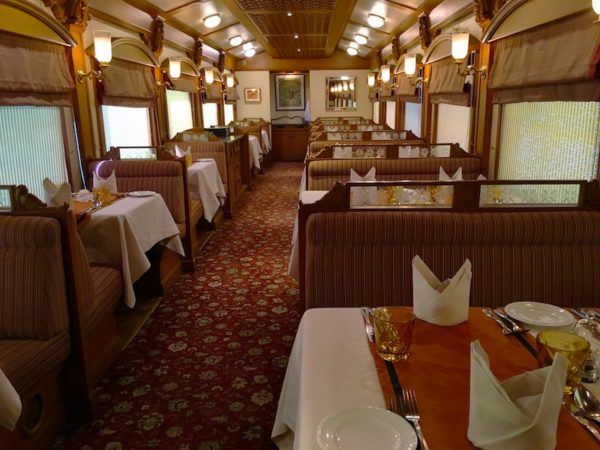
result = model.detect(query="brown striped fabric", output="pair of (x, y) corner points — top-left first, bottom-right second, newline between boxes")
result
(190, 199), (204, 227)
(0, 333), (70, 393)
(87, 266), (122, 326)
(164, 141), (228, 192)
(0, 216), (69, 339)
(306, 158), (481, 190)
(92, 160), (186, 223)
(304, 210), (600, 309)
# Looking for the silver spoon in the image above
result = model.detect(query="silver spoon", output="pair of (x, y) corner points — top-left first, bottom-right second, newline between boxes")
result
(574, 385), (600, 425)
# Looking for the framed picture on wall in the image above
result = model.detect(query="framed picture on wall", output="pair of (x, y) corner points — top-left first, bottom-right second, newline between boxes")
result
(275, 74), (306, 111)
(244, 88), (261, 103)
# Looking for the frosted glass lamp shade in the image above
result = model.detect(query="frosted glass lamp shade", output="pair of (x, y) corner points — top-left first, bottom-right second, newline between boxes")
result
(93, 31), (112, 64)
(368, 73), (376, 87)
(169, 59), (181, 79)
(452, 30), (470, 61)
(404, 56), (417, 76)
(380, 65), (391, 83)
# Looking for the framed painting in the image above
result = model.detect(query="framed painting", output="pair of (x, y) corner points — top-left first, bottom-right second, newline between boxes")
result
(244, 88), (261, 103)
(275, 74), (306, 111)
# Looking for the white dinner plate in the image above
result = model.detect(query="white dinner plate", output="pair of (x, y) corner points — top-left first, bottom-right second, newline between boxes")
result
(196, 158), (214, 162)
(127, 191), (155, 198)
(317, 406), (417, 450)
(505, 302), (575, 327)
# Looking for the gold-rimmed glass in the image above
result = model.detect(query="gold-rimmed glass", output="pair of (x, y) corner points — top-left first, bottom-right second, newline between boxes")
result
(536, 330), (590, 394)
(92, 186), (111, 206)
(372, 307), (416, 362)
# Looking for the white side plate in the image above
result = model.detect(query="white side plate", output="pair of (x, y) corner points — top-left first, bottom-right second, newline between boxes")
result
(317, 406), (417, 450)
(505, 302), (575, 327)
(127, 191), (155, 198)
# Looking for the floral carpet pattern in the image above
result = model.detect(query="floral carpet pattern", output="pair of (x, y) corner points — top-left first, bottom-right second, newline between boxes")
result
(56, 162), (304, 450)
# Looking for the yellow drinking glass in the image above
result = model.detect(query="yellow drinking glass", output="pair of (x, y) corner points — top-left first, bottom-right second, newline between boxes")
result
(536, 330), (590, 395)
(92, 186), (111, 206)
(372, 307), (416, 362)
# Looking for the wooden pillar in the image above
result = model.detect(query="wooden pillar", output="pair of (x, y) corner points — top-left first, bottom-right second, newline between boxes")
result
(421, 64), (433, 144)
(154, 67), (168, 144)
(473, 42), (495, 176)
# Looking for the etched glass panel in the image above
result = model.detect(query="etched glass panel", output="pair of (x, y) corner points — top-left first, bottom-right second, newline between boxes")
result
(0, 187), (11, 211)
(479, 183), (581, 207)
(350, 184), (454, 209)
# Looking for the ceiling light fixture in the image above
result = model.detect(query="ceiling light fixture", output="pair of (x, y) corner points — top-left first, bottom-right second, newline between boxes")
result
(593, 0), (600, 16)
(77, 30), (112, 83)
(297, 48), (301, 52)
(229, 35), (243, 47)
(347, 47), (358, 56)
(244, 48), (256, 58)
(354, 34), (368, 45)
(367, 13), (385, 28)
(451, 28), (487, 78)
(294, 34), (299, 39)
(203, 14), (222, 29)
(287, 11), (293, 16)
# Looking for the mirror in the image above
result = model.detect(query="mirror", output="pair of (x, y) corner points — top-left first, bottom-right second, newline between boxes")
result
(326, 77), (357, 111)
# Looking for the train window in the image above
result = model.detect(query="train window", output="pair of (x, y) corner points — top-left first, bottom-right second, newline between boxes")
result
(0, 106), (69, 199)
(224, 103), (235, 126)
(385, 101), (396, 130)
(405, 102), (421, 138)
(102, 105), (152, 150)
(498, 102), (600, 180)
(202, 103), (219, 129)
(166, 90), (194, 139)
(436, 103), (471, 151)
(372, 102), (380, 124)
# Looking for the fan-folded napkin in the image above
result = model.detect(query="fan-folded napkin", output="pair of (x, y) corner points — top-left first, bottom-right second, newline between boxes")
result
(0, 369), (21, 431)
(175, 144), (193, 167)
(412, 255), (471, 326)
(93, 170), (118, 194)
(42, 178), (72, 207)
(468, 340), (567, 450)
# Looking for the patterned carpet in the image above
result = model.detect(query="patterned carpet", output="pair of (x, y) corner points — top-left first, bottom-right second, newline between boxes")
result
(56, 162), (304, 450)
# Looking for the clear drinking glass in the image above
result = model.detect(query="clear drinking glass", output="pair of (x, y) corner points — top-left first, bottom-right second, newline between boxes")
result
(536, 330), (590, 394)
(372, 307), (416, 362)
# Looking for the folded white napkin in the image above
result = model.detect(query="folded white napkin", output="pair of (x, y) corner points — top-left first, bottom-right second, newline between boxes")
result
(175, 145), (193, 167)
(92, 170), (118, 194)
(439, 166), (463, 181)
(412, 256), (471, 326)
(0, 369), (21, 431)
(42, 178), (72, 208)
(437, 166), (463, 205)
(350, 167), (378, 206)
(468, 341), (567, 450)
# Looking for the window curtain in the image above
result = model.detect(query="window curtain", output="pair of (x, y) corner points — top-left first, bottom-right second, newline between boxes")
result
(101, 59), (156, 108)
(0, 32), (74, 106)
(170, 74), (199, 94)
(225, 87), (239, 104)
(396, 73), (419, 103)
(428, 57), (469, 106)
(489, 11), (600, 104)
(379, 77), (395, 101)
(369, 87), (378, 103)
(203, 83), (223, 103)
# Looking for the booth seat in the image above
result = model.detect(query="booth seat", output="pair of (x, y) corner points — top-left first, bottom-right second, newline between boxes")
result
(0, 216), (71, 448)
(305, 156), (482, 191)
(303, 209), (600, 310)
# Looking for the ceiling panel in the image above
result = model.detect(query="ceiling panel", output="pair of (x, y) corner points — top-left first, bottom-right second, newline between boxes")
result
(248, 12), (332, 35)
(278, 48), (327, 58)
(171, 1), (239, 34)
(235, 0), (337, 10)
(342, 22), (388, 48)
(337, 38), (371, 58)
(351, 0), (414, 34)
(146, 0), (192, 11)
(228, 41), (264, 58)
(205, 23), (253, 49)
(266, 35), (328, 50)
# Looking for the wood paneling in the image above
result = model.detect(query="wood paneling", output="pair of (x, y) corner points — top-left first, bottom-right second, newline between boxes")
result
(272, 124), (309, 161)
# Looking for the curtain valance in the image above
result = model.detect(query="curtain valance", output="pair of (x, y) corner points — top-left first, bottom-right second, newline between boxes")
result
(225, 87), (239, 104)
(489, 11), (600, 104)
(0, 32), (74, 106)
(101, 59), (156, 108)
(395, 73), (419, 103)
(170, 75), (199, 94)
(428, 57), (469, 107)
(203, 83), (222, 103)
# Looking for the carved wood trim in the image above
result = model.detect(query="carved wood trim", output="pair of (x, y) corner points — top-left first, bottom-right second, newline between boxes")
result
(140, 17), (165, 57)
(42, 0), (90, 28)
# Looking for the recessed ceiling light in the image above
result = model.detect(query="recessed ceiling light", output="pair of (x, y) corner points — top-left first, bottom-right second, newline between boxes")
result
(203, 14), (221, 29)
(347, 47), (359, 56)
(297, 48), (301, 52)
(367, 13), (385, 28)
(354, 34), (368, 45)
(294, 34), (299, 39)
(229, 35), (243, 47)
(287, 11), (293, 16)
(244, 48), (256, 58)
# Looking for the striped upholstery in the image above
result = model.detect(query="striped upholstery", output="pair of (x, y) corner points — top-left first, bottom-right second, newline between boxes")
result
(304, 210), (600, 309)
(190, 199), (204, 226)
(0, 216), (69, 339)
(306, 158), (481, 190)
(87, 266), (122, 326)
(0, 334), (70, 393)
(164, 141), (228, 192)
(91, 160), (186, 224)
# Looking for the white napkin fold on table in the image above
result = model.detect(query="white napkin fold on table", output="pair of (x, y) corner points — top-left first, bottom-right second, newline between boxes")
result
(468, 341), (567, 450)
(92, 171), (118, 194)
(412, 256), (471, 326)
(0, 369), (21, 431)
(42, 178), (72, 208)
(350, 167), (377, 206)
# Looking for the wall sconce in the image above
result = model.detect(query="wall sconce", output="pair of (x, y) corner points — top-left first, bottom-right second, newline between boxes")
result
(168, 58), (181, 80)
(594, 0), (600, 19)
(225, 73), (234, 88)
(403, 55), (428, 87)
(77, 30), (112, 83)
(367, 72), (376, 87)
(451, 29), (487, 79)
(380, 65), (391, 83)
(204, 68), (215, 85)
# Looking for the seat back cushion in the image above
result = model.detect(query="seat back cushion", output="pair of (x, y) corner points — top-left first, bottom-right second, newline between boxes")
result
(0, 216), (69, 339)
(304, 210), (600, 309)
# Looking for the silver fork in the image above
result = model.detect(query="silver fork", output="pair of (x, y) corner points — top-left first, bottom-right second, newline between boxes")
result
(402, 388), (429, 450)
(360, 307), (375, 343)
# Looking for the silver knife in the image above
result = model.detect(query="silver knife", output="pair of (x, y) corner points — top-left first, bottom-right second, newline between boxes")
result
(494, 309), (529, 333)
(481, 308), (511, 335)
(360, 307), (375, 343)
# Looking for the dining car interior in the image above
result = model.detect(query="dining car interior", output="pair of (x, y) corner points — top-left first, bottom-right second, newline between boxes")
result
(1, 0), (600, 449)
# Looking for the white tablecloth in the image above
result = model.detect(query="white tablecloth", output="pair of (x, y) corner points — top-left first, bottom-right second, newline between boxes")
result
(272, 308), (385, 449)
(0, 368), (21, 431)
(261, 129), (271, 154)
(79, 195), (184, 307)
(287, 191), (328, 281)
(249, 135), (262, 169)
(188, 160), (226, 222)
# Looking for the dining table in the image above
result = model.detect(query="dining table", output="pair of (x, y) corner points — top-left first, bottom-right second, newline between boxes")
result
(248, 135), (262, 170)
(261, 129), (271, 154)
(75, 193), (184, 307)
(272, 307), (599, 449)
(187, 160), (226, 222)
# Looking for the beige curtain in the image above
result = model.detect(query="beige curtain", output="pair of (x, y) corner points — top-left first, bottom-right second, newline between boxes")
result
(0, 32), (74, 106)
(225, 87), (239, 104)
(203, 83), (222, 103)
(379, 78), (395, 100)
(489, 10), (600, 104)
(396, 73), (419, 103)
(369, 87), (378, 103)
(101, 59), (156, 108)
(170, 74), (199, 94)
(428, 57), (469, 106)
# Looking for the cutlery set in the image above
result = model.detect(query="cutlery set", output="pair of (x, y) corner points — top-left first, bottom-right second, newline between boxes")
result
(482, 307), (537, 357)
(361, 307), (428, 450)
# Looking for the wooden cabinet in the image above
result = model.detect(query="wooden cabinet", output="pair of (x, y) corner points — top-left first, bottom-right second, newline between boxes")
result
(272, 124), (309, 161)
(221, 135), (246, 218)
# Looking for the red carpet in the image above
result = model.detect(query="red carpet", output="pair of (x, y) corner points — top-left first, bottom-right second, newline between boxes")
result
(55, 162), (304, 449)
